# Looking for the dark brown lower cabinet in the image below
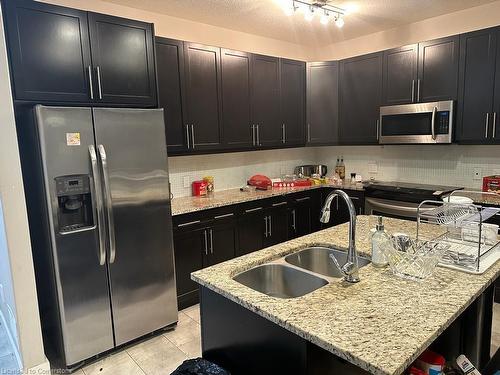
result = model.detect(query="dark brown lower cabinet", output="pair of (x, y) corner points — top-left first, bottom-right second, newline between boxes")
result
(237, 208), (266, 257)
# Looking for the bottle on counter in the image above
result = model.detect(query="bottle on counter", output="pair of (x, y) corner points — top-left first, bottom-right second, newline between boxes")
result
(338, 157), (345, 181)
(371, 216), (390, 267)
(334, 157), (340, 176)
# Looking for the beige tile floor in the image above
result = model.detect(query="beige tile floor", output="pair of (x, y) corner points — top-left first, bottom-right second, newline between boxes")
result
(70, 302), (500, 375)
(79, 304), (201, 375)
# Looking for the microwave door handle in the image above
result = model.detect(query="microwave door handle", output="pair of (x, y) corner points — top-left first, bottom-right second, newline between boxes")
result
(431, 106), (437, 140)
(89, 145), (106, 266)
(98, 144), (116, 264)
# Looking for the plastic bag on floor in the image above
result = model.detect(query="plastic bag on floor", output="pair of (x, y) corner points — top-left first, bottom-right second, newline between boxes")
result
(171, 358), (231, 375)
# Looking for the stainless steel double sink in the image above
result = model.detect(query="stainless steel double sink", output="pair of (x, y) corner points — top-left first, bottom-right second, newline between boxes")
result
(233, 247), (371, 299)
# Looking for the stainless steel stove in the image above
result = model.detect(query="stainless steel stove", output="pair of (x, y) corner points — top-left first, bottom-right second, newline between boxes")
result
(364, 181), (463, 220)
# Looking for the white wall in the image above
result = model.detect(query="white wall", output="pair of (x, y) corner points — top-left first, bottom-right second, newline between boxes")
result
(0, 4), (49, 372)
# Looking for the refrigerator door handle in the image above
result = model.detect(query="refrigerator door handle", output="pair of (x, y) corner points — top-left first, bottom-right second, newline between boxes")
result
(89, 145), (106, 266)
(98, 144), (117, 264)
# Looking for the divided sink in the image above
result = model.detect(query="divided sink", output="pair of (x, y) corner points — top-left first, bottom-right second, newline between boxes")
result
(233, 264), (328, 298)
(285, 247), (371, 278)
(233, 247), (371, 298)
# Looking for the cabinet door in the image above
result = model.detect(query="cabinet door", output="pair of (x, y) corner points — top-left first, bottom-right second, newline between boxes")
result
(237, 209), (266, 256)
(417, 36), (459, 102)
(289, 198), (312, 239)
(382, 44), (418, 105)
(88, 13), (156, 106)
(173, 229), (204, 309)
(3, 0), (93, 102)
(457, 28), (497, 143)
(221, 49), (253, 149)
(184, 43), (223, 150)
(265, 206), (289, 247)
(493, 29), (500, 142)
(204, 221), (237, 267)
(339, 52), (382, 144)
(280, 59), (306, 146)
(306, 61), (339, 145)
(251, 54), (281, 147)
(156, 37), (188, 153)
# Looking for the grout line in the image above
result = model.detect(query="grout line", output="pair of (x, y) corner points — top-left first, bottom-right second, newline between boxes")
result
(125, 351), (147, 375)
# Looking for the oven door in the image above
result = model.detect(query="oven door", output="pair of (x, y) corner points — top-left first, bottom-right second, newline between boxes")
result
(365, 197), (436, 221)
(379, 100), (454, 144)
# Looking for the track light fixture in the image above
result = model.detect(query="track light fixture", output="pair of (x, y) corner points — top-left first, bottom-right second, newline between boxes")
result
(282, 0), (346, 28)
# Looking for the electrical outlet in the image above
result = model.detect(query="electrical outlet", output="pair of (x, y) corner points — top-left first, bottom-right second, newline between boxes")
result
(183, 176), (191, 188)
(368, 162), (378, 174)
(473, 168), (482, 181)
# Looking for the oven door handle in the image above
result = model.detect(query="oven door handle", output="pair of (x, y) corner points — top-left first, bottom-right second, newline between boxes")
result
(365, 198), (435, 217)
(431, 106), (437, 140)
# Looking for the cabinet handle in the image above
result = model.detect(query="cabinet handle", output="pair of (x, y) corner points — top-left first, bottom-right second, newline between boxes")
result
(87, 66), (94, 100)
(191, 124), (195, 149)
(272, 201), (287, 207)
(251, 125), (255, 146)
(411, 79), (415, 103)
(268, 215), (272, 237)
(204, 230), (208, 255)
(376, 119), (380, 141)
(209, 229), (214, 254)
(256, 124), (261, 146)
(307, 124), (311, 142)
(214, 213), (234, 219)
(292, 209), (296, 231)
(359, 207), (362, 215)
(349, 196), (360, 201)
(295, 197), (310, 202)
(245, 207), (263, 213)
(186, 125), (190, 149)
(264, 216), (268, 238)
(96, 66), (103, 100)
(282, 123), (286, 144)
(417, 79), (421, 102)
(485, 113), (490, 138)
(493, 112), (497, 139)
(178, 220), (201, 228)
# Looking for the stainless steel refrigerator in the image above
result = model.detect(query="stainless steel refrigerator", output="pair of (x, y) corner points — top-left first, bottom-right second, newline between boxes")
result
(34, 105), (177, 368)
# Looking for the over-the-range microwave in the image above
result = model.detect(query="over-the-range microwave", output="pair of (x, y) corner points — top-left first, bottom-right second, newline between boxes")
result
(379, 100), (454, 144)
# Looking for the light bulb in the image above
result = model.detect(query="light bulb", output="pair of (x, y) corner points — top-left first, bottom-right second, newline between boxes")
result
(304, 7), (314, 21)
(335, 16), (345, 28)
(320, 13), (329, 25)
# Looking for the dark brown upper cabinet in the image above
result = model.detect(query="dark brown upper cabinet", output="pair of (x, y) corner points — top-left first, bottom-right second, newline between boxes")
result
(306, 61), (339, 146)
(251, 54), (281, 148)
(183, 43), (223, 151)
(280, 59), (306, 147)
(221, 49), (253, 150)
(457, 28), (499, 144)
(382, 44), (418, 105)
(88, 13), (157, 106)
(494, 28), (500, 142)
(3, 0), (93, 103)
(417, 35), (459, 102)
(339, 52), (383, 145)
(155, 37), (187, 153)
(4, 0), (157, 106)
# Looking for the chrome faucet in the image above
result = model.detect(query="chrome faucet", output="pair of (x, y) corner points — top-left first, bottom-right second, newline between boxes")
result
(320, 189), (360, 283)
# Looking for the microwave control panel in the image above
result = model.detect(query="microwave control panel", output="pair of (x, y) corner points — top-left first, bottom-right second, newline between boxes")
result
(436, 112), (450, 134)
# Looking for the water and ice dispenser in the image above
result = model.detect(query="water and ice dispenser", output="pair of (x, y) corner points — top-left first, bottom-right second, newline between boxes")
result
(55, 175), (94, 233)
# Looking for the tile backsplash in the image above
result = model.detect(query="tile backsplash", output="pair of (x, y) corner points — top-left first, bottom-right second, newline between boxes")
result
(168, 144), (500, 197)
(168, 147), (318, 198)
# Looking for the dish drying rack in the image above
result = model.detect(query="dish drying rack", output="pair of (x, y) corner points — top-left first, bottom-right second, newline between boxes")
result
(416, 191), (500, 274)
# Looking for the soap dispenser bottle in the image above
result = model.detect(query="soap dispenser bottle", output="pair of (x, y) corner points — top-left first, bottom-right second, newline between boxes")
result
(372, 216), (390, 267)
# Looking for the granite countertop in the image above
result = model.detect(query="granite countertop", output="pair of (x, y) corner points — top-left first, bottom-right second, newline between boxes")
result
(192, 216), (500, 375)
(171, 183), (364, 216)
(458, 191), (500, 206)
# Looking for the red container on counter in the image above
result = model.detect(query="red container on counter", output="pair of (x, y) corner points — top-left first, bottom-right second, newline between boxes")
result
(483, 175), (500, 194)
(192, 180), (208, 196)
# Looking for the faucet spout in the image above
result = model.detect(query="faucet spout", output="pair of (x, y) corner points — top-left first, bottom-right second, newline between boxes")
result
(321, 189), (360, 283)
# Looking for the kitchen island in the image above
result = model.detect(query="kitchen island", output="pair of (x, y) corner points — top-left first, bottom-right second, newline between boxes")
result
(192, 216), (500, 375)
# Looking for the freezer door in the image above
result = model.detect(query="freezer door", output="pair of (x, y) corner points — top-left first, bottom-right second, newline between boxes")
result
(92, 108), (177, 345)
(35, 106), (114, 366)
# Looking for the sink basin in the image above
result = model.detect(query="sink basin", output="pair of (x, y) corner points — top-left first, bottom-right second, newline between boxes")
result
(233, 264), (328, 298)
(285, 247), (371, 278)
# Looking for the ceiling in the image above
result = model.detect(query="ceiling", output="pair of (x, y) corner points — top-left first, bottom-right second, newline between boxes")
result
(102, 0), (498, 47)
